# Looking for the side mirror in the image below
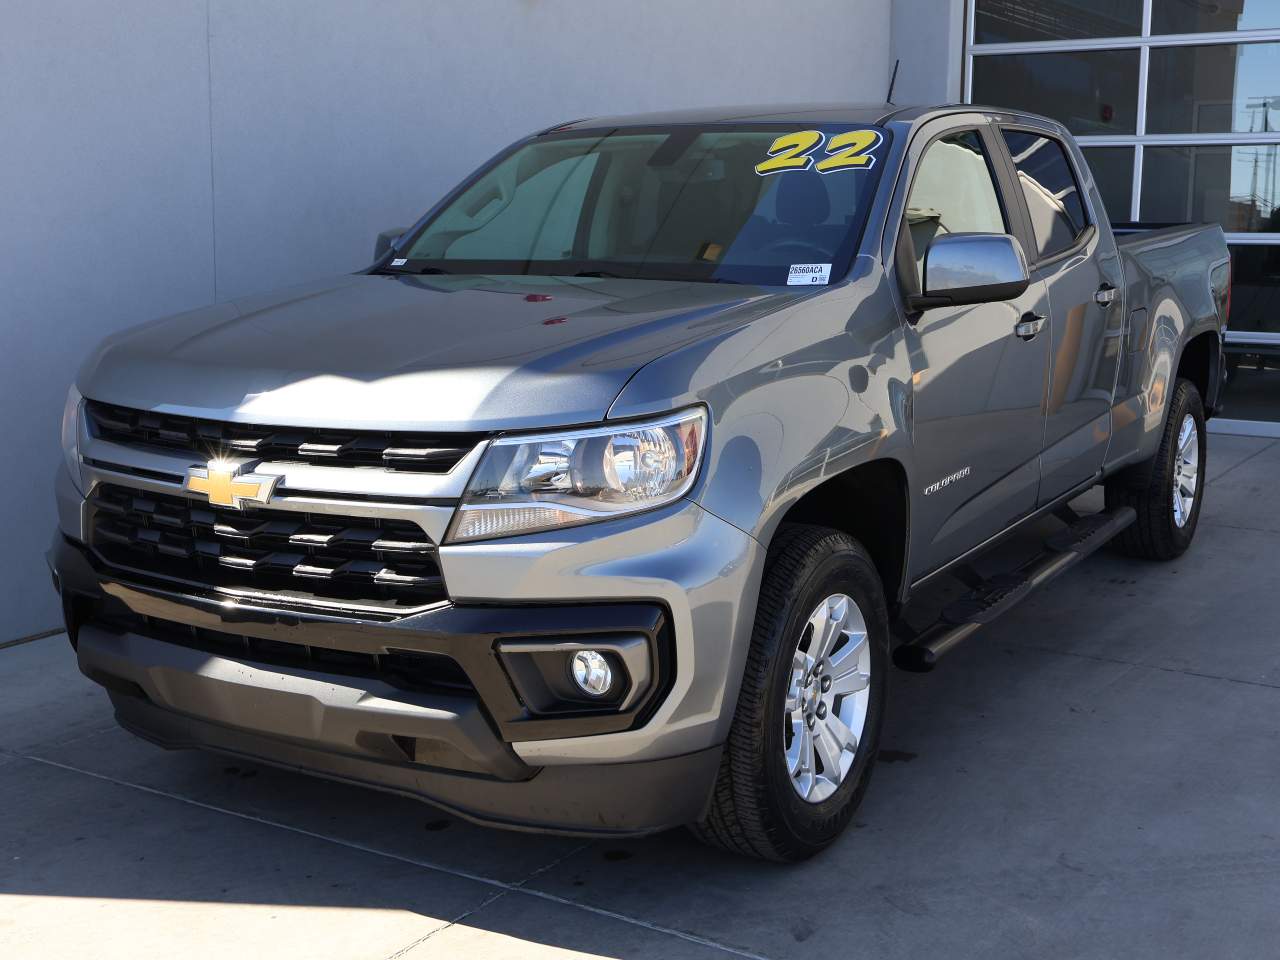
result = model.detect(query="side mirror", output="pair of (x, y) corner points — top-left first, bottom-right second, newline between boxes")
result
(910, 233), (1030, 312)
(374, 227), (409, 261)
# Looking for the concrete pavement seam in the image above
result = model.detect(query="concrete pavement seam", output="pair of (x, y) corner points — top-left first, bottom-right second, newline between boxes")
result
(1197, 520), (1280, 535)
(1011, 642), (1280, 691)
(383, 842), (591, 960)
(384, 889), (509, 960)
(15, 753), (777, 960)
(0, 629), (64, 652)
(39, 724), (122, 751)
(0, 724), (117, 758)
(1208, 438), (1278, 484)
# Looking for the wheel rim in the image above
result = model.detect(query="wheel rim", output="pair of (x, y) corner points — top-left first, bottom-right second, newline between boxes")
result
(783, 593), (872, 804)
(1172, 414), (1199, 529)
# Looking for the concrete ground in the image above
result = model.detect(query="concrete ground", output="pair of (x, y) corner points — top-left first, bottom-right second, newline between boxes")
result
(3, 434), (1279, 960)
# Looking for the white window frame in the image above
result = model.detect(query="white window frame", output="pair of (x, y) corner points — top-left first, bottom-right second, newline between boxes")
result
(964, 0), (1280, 346)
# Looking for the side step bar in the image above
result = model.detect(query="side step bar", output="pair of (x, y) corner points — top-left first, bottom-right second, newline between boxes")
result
(892, 506), (1136, 673)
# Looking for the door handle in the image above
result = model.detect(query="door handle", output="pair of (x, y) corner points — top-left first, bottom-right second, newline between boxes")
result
(1095, 283), (1118, 305)
(1015, 313), (1045, 340)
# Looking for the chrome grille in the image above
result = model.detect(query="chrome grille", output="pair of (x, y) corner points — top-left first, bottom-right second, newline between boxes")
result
(86, 400), (483, 473)
(88, 484), (447, 612)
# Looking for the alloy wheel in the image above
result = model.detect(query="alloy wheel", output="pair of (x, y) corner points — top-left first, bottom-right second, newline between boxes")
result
(784, 593), (872, 803)
(1172, 413), (1199, 528)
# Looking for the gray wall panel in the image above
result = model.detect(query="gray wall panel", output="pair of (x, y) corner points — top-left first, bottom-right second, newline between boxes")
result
(890, 0), (966, 104)
(208, 0), (895, 300)
(1, 1), (214, 638)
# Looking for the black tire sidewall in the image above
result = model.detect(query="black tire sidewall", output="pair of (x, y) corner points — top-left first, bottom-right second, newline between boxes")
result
(758, 537), (888, 852)
(1105, 378), (1208, 561)
(1163, 382), (1206, 553)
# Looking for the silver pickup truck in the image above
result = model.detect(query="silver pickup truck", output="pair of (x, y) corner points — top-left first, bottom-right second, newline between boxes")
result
(50, 103), (1230, 861)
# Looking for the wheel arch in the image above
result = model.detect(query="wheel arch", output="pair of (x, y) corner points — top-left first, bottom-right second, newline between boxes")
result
(767, 458), (910, 608)
(1176, 330), (1222, 416)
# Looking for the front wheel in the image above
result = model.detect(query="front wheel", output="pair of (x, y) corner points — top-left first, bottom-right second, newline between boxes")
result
(691, 524), (888, 861)
(1106, 377), (1206, 560)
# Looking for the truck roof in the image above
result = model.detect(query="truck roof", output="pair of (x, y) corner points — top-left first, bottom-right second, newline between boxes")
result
(551, 103), (901, 130)
(550, 103), (1056, 132)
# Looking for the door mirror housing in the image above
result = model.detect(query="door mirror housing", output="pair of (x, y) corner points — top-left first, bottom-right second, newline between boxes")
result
(910, 233), (1030, 312)
(374, 227), (409, 261)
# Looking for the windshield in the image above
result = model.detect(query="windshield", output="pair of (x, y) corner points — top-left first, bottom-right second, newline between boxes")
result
(391, 124), (890, 286)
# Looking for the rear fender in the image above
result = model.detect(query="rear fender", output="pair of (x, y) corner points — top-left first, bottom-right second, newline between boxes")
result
(1107, 229), (1227, 479)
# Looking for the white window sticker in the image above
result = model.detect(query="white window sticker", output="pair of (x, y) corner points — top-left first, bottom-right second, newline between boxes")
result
(787, 263), (831, 286)
(391, 257), (408, 266)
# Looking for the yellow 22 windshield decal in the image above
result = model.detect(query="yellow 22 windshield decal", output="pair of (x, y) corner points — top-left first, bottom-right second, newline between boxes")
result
(754, 129), (884, 176)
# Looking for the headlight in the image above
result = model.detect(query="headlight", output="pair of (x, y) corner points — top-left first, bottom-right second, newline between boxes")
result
(447, 407), (707, 543)
(61, 385), (84, 491)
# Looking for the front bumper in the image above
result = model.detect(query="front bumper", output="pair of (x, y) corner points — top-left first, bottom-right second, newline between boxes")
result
(50, 464), (764, 835)
(79, 620), (722, 837)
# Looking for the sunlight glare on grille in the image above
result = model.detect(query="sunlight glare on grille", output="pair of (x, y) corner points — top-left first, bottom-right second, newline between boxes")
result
(89, 484), (447, 611)
(85, 400), (480, 473)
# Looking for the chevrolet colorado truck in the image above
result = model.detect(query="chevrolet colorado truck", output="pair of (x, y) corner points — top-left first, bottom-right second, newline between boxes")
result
(50, 104), (1230, 861)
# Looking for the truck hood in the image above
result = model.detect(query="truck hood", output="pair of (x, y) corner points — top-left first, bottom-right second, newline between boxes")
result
(79, 273), (791, 431)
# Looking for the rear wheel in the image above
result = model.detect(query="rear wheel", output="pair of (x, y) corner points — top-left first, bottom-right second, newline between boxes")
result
(692, 524), (888, 861)
(1106, 377), (1206, 560)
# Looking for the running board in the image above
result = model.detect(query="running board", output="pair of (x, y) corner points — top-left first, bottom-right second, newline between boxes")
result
(892, 506), (1136, 673)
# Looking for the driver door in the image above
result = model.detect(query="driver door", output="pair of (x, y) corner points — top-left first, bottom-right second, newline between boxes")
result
(899, 124), (1052, 575)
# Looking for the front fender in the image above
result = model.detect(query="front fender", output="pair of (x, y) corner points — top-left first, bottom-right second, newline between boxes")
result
(608, 258), (914, 547)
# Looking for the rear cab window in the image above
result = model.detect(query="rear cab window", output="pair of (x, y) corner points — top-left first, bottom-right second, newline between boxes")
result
(1000, 129), (1090, 260)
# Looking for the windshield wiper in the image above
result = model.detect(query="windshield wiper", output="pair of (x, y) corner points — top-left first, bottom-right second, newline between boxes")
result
(371, 264), (452, 276)
(573, 269), (741, 284)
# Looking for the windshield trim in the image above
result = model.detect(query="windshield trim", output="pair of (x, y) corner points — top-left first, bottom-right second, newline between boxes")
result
(386, 122), (892, 288)
(373, 258), (757, 285)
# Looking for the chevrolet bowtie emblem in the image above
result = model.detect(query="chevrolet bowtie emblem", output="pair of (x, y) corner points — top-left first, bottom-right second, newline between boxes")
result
(185, 460), (279, 509)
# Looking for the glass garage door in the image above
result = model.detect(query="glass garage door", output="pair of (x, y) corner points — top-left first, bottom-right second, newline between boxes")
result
(967, 0), (1280, 426)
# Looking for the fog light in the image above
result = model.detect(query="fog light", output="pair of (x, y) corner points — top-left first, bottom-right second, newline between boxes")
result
(570, 650), (613, 697)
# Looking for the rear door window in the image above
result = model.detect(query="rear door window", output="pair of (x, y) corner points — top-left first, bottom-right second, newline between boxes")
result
(1000, 130), (1089, 259)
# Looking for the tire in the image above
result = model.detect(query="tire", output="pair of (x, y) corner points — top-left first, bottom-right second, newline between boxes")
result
(1106, 377), (1206, 561)
(691, 524), (889, 862)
